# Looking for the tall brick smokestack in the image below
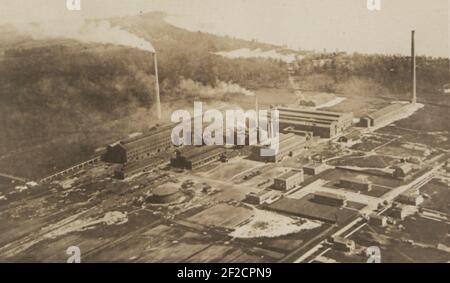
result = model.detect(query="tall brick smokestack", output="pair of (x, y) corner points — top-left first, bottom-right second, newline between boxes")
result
(411, 30), (417, 104)
(153, 53), (161, 120)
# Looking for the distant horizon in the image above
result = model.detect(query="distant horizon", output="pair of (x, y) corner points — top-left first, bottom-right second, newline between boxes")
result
(0, 0), (448, 58)
(161, 13), (448, 59)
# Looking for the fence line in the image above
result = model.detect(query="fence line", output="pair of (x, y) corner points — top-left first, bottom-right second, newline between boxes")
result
(39, 156), (101, 183)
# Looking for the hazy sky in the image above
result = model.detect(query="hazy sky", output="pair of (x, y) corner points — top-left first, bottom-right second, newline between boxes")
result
(0, 0), (448, 57)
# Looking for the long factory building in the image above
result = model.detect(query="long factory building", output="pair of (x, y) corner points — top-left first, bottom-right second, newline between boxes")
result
(103, 125), (173, 164)
(170, 146), (227, 170)
(360, 103), (407, 128)
(251, 133), (310, 163)
(277, 107), (353, 138)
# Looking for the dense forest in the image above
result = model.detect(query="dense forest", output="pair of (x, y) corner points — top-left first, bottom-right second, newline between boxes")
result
(293, 52), (449, 96)
(0, 12), (288, 156)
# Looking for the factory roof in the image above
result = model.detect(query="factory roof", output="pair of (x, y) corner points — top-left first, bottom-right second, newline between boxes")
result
(275, 170), (303, 181)
(274, 107), (354, 129)
(332, 236), (355, 245)
(277, 107), (352, 120)
(280, 112), (340, 123)
(121, 124), (173, 148)
(314, 191), (346, 200)
(369, 213), (386, 220)
(251, 189), (276, 197)
(259, 133), (307, 156)
(340, 175), (370, 184)
(278, 117), (337, 128)
(122, 131), (170, 151)
(366, 103), (404, 120)
(184, 146), (225, 163)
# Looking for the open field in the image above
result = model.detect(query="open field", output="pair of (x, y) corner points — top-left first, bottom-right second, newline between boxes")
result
(268, 195), (358, 224)
(420, 179), (450, 215)
(337, 214), (450, 263)
(328, 155), (397, 169)
(187, 204), (253, 229)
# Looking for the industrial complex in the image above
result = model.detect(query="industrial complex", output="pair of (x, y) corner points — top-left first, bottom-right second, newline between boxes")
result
(1, 29), (448, 264)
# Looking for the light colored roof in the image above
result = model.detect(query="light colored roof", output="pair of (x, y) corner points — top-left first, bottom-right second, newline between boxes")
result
(277, 107), (348, 119)
(394, 163), (413, 172)
(315, 191), (346, 200)
(276, 170), (303, 180)
(366, 103), (404, 120)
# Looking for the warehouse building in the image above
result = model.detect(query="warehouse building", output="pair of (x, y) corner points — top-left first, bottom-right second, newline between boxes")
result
(390, 206), (408, 220)
(277, 107), (353, 138)
(170, 146), (226, 170)
(113, 158), (161, 179)
(368, 214), (387, 227)
(339, 176), (372, 191)
(360, 103), (406, 128)
(303, 162), (328, 176)
(397, 190), (424, 206)
(331, 236), (356, 252)
(245, 189), (280, 205)
(251, 133), (309, 163)
(273, 170), (304, 191)
(393, 163), (414, 179)
(313, 191), (347, 207)
(103, 125), (173, 164)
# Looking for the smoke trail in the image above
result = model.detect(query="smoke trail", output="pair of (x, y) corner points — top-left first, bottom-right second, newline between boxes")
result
(18, 18), (155, 53)
(178, 79), (255, 97)
(216, 48), (299, 63)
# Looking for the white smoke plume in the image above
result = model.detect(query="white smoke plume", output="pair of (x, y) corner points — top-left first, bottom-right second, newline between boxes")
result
(216, 48), (300, 63)
(18, 18), (155, 53)
(179, 79), (255, 97)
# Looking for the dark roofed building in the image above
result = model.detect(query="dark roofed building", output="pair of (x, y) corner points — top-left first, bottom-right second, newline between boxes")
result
(368, 213), (387, 227)
(303, 162), (328, 176)
(393, 163), (413, 179)
(103, 125), (173, 164)
(339, 175), (372, 191)
(331, 236), (355, 252)
(313, 191), (347, 207)
(171, 146), (226, 170)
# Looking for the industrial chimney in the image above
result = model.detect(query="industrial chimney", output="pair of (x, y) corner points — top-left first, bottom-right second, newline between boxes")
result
(255, 94), (259, 118)
(153, 53), (162, 120)
(411, 30), (417, 104)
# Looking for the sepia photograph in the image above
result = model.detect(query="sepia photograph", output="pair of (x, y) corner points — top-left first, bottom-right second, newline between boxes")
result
(0, 0), (449, 268)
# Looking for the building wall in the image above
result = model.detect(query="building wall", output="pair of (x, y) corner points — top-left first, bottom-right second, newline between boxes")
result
(125, 137), (172, 162)
(245, 191), (273, 205)
(103, 145), (127, 163)
(303, 164), (327, 176)
(280, 122), (333, 138)
(104, 132), (172, 164)
(274, 172), (304, 191)
(313, 194), (346, 207)
(171, 148), (225, 170)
